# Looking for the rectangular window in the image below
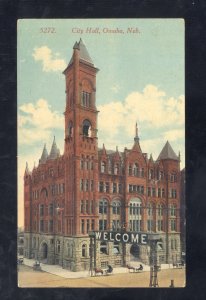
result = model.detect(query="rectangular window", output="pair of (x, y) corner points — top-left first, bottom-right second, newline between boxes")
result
(148, 187), (151, 196)
(118, 183), (122, 194)
(99, 181), (104, 193)
(82, 91), (91, 107)
(86, 179), (89, 191)
(80, 179), (84, 191)
(86, 219), (90, 233)
(40, 204), (44, 216)
(129, 185), (133, 193)
(52, 185), (55, 195)
(106, 182), (110, 193)
(81, 219), (85, 234)
(91, 219), (95, 230)
(162, 188), (165, 197)
(91, 180), (94, 191)
(40, 220), (44, 232)
(141, 186), (144, 194)
(49, 220), (53, 232)
(81, 160), (84, 169)
(157, 220), (163, 231)
(81, 200), (84, 213)
(171, 219), (176, 231)
(113, 183), (117, 193)
(86, 200), (89, 214)
(158, 188), (161, 198)
(147, 220), (153, 232)
(99, 220), (107, 231)
(152, 188), (156, 197)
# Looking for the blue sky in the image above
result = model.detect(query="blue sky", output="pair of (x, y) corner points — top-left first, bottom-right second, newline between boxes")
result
(18, 19), (184, 227)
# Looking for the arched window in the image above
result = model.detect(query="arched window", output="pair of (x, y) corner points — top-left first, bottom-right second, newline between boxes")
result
(68, 121), (73, 137)
(128, 164), (132, 176)
(99, 199), (108, 214)
(82, 119), (92, 137)
(133, 163), (139, 176)
(101, 161), (106, 173)
(114, 163), (119, 175)
(82, 244), (87, 257)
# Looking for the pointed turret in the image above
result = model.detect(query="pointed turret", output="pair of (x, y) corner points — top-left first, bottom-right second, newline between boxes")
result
(24, 162), (30, 176)
(49, 136), (60, 160)
(102, 143), (107, 155)
(134, 122), (139, 143)
(157, 141), (179, 161)
(39, 144), (48, 164)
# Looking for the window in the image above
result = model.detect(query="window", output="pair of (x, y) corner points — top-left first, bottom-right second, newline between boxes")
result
(101, 161), (106, 173)
(113, 242), (120, 254)
(158, 188), (161, 198)
(81, 91), (91, 107)
(86, 180), (89, 191)
(49, 204), (53, 216)
(141, 168), (145, 177)
(147, 203), (153, 216)
(112, 201), (121, 214)
(90, 180), (94, 191)
(105, 182), (110, 193)
(170, 205), (176, 217)
(91, 219), (95, 230)
(86, 200), (89, 214)
(159, 171), (164, 180)
(148, 187), (151, 196)
(99, 181), (104, 193)
(113, 183), (117, 193)
(67, 243), (73, 257)
(133, 163), (139, 176)
(118, 183), (122, 194)
(112, 220), (120, 231)
(129, 164), (132, 175)
(100, 242), (108, 254)
(82, 119), (92, 137)
(81, 219), (85, 234)
(99, 199), (108, 214)
(147, 220), (153, 232)
(68, 121), (73, 137)
(170, 173), (177, 182)
(40, 204), (44, 216)
(162, 188), (165, 197)
(114, 163), (119, 175)
(82, 244), (87, 257)
(152, 188), (156, 197)
(49, 220), (53, 232)
(81, 158), (84, 169)
(99, 219), (107, 231)
(80, 179), (84, 191)
(86, 219), (90, 233)
(157, 220), (163, 231)
(157, 204), (163, 216)
(149, 169), (154, 179)
(129, 185), (133, 193)
(171, 219), (176, 231)
(141, 186), (144, 194)
(81, 200), (84, 213)
(56, 240), (61, 254)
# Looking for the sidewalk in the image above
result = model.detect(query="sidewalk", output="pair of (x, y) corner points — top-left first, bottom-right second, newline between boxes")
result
(23, 258), (176, 279)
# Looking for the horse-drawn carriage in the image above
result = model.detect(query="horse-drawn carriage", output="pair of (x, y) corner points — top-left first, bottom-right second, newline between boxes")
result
(94, 265), (113, 276)
(126, 264), (144, 273)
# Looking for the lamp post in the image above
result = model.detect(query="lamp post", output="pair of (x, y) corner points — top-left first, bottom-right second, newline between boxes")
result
(148, 234), (161, 287)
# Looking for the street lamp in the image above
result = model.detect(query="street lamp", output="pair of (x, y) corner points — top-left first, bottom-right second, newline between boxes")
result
(148, 234), (161, 287)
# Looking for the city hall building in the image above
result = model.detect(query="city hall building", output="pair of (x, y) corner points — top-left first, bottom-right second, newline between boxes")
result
(24, 39), (182, 271)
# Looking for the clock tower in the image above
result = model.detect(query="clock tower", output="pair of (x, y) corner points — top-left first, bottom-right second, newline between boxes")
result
(63, 39), (99, 236)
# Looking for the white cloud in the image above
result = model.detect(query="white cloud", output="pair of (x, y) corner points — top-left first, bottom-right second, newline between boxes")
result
(18, 98), (64, 145)
(32, 46), (67, 72)
(98, 84), (184, 140)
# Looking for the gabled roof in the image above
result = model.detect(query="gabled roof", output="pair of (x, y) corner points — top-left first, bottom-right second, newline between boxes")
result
(157, 141), (179, 161)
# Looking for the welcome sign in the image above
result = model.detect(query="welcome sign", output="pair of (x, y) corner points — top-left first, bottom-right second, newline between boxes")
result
(92, 231), (149, 244)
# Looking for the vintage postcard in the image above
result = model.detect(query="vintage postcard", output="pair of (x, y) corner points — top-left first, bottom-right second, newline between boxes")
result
(17, 19), (185, 288)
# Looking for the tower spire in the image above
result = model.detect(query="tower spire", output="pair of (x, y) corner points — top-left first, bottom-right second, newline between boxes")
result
(134, 121), (139, 143)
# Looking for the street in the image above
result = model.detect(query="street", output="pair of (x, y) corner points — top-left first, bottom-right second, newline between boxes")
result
(18, 265), (185, 288)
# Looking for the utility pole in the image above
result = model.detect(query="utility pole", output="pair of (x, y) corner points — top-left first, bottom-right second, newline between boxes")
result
(148, 234), (160, 288)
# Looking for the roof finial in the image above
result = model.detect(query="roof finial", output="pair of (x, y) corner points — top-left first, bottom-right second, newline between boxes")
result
(134, 121), (139, 143)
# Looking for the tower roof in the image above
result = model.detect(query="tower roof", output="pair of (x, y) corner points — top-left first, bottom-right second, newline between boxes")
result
(39, 144), (48, 164)
(157, 141), (179, 161)
(49, 136), (60, 160)
(69, 38), (94, 66)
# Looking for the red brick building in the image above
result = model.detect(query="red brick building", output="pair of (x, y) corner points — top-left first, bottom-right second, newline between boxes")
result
(24, 39), (182, 271)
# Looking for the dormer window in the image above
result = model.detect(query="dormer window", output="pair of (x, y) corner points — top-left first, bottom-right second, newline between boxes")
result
(101, 161), (106, 173)
(81, 91), (91, 107)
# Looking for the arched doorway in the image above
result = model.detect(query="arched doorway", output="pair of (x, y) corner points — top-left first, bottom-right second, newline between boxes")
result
(130, 244), (140, 261)
(40, 242), (48, 262)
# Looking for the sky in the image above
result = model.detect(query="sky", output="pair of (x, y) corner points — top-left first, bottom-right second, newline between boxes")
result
(18, 19), (185, 228)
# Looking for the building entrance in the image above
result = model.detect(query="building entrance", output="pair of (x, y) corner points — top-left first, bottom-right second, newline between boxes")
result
(130, 244), (140, 261)
(40, 242), (48, 262)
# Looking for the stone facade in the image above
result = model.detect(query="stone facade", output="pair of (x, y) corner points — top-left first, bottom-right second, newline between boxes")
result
(23, 39), (183, 271)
